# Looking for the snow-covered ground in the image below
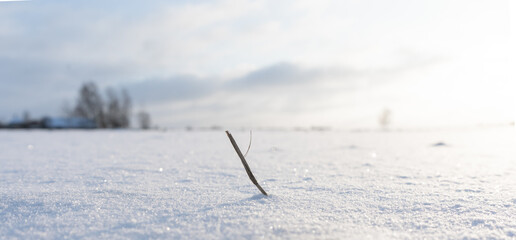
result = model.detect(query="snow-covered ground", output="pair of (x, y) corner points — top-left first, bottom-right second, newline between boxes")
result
(1, 128), (515, 239)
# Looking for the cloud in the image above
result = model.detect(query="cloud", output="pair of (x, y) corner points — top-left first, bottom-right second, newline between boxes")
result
(0, 0), (466, 81)
(125, 62), (353, 104)
(0, 0), (512, 126)
(123, 54), (461, 128)
(126, 76), (217, 104)
(228, 63), (319, 89)
(123, 62), (386, 127)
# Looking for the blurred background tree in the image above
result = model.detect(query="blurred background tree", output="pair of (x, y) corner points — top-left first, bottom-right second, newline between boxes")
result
(68, 82), (134, 128)
(72, 82), (106, 127)
(105, 88), (131, 128)
(137, 110), (151, 129)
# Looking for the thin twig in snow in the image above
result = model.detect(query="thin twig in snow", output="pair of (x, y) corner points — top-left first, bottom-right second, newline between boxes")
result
(225, 130), (268, 196)
(243, 130), (252, 158)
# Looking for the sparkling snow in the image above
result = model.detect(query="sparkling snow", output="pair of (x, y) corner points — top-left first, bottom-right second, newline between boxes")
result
(1, 128), (515, 239)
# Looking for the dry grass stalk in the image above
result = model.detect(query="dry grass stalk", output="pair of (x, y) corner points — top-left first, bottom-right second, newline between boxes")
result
(225, 130), (268, 196)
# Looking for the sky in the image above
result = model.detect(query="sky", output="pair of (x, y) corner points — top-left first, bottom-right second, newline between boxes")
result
(0, 0), (514, 129)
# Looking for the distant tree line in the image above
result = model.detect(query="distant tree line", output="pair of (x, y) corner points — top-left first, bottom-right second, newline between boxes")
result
(1, 81), (151, 129)
(65, 82), (132, 128)
(65, 81), (151, 129)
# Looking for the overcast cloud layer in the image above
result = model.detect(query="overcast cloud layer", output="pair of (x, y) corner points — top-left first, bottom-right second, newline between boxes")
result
(0, 0), (514, 128)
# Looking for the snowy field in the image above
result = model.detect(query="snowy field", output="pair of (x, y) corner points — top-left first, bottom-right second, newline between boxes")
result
(1, 127), (515, 239)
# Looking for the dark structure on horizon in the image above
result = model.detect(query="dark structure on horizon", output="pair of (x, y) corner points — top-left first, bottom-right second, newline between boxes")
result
(1, 117), (96, 129)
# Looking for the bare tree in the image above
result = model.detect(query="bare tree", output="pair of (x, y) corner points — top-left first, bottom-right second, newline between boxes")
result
(137, 110), (151, 129)
(120, 89), (131, 128)
(68, 82), (134, 129)
(105, 88), (122, 128)
(72, 82), (106, 128)
(104, 88), (132, 128)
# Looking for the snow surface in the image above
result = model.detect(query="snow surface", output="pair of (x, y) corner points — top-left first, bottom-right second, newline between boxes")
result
(1, 128), (516, 239)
